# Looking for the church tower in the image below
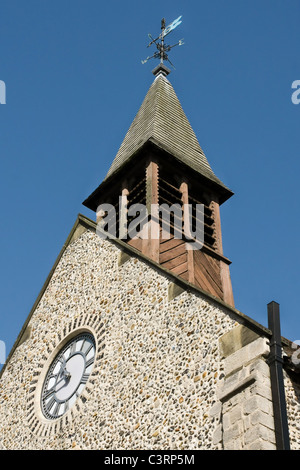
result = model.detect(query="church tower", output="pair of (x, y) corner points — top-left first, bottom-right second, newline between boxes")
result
(83, 64), (234, 307)
(0, 19), (299, 451)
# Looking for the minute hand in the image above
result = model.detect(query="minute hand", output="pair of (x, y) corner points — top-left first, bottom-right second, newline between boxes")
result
(43, 374), (69, 399)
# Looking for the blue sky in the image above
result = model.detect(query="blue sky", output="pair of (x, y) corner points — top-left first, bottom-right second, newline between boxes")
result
(0, 0), (299, 364)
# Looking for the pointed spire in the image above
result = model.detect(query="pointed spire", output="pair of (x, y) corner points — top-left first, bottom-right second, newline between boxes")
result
(102, 74), (231, 200)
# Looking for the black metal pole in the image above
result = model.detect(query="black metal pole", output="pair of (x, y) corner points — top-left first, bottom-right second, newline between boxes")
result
(267, 301), (290, 450)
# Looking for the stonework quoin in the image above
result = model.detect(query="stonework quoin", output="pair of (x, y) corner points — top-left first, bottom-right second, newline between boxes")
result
(217, 327), (276, 450)
(0, 80), (5, 105)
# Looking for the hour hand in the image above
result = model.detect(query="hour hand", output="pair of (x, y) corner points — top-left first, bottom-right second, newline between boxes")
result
(60, 365), (71, 382)
(63, 368), (71, 381)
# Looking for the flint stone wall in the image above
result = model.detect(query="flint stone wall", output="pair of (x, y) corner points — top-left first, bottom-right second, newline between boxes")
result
(284, 372), (300, 449)
(0, 226), (275, 450)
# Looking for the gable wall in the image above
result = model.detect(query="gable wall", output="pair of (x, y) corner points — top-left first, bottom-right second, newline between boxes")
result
(0, 227), (277, 450)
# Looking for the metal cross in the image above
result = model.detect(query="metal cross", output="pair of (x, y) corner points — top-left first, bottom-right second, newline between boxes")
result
(142, 16), (184, 70)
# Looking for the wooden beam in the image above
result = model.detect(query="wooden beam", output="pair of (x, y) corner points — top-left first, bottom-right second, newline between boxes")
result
(211, 198), (223, 254)
(142, 160), (160, 262)
(180, 181), (194, 284)
(211, 197), (234, 307)
(220, 260), (235, 307)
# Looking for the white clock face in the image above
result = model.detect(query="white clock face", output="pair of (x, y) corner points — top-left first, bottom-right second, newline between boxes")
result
(41, 332), (96, 420)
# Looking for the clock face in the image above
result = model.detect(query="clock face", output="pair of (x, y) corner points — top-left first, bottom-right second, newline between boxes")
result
(41, 332), (96, 420)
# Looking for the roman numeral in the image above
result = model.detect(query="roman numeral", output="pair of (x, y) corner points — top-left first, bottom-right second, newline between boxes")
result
(85, 343), (93, 355)
(46, 396), (57, 412)
(81, 373), (89, 385)
(85, 357), (94, 369)
(43, 386), (55, 400)
(53, 401), (60, 417)
(69, 341), (76, 356)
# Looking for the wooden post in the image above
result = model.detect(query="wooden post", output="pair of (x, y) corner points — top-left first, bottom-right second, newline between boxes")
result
(180, 181), (194, 284)
(142, 160), (160, 263)
(212, 198), (234, 307)
(211, 199), (223, 255)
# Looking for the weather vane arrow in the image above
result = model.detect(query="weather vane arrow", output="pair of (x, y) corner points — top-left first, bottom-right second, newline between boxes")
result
(141, 16), (184, 76)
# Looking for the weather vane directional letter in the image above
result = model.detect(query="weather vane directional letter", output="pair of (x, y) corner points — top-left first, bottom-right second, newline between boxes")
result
(142, 16), (184, 75)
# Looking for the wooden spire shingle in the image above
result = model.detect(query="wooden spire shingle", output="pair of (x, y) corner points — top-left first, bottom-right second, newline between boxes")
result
(104, 74), (232, 198)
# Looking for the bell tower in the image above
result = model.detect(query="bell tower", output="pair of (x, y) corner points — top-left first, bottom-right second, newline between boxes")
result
(83, 63), (234, 307)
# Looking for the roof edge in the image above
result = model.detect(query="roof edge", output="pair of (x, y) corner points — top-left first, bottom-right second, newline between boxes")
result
(83, 139), (234, 211)
(0, 214), (91, 380)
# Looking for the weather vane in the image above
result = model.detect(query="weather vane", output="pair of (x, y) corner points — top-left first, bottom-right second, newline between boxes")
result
(142, 16), (184, 75)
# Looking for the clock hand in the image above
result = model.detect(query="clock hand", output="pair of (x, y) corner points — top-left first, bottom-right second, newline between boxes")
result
(60, 360), (72, 380)
(43, 380), (63, 399)
(57, 357), (71, 381)
(43, 375), (70, 399)
(44, 366), (71, 399)
(62, 367), (71, 381)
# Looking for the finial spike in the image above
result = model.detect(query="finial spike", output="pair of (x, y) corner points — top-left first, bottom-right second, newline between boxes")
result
(152, 63), (171, 78)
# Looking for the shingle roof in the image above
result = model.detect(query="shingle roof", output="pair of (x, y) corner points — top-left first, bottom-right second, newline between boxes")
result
(104, 74), (230, 192)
